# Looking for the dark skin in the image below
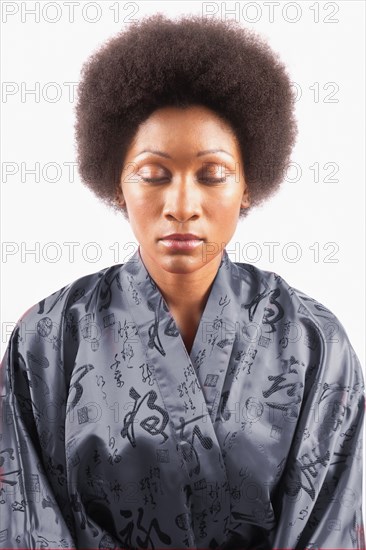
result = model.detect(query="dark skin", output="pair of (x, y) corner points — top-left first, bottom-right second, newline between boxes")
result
(117, 104), (250, 354)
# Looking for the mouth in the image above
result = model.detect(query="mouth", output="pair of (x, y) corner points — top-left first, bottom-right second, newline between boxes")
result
(160, 233), (203, 241)
(159, 234), (204, 250)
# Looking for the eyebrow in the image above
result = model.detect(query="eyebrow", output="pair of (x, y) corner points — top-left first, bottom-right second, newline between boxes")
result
(134, 148), (234, 159)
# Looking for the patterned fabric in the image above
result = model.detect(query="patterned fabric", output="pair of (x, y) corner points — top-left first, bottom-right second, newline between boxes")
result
(1, 246), (364, 549)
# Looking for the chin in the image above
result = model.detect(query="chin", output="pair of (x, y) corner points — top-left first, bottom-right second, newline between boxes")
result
(160, 254), (205, 273)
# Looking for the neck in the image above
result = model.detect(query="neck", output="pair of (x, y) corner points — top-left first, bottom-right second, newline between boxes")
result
(138, 246), (224, 315)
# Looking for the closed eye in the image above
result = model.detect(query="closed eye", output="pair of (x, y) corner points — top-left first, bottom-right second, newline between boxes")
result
(140, 176), (227, 184)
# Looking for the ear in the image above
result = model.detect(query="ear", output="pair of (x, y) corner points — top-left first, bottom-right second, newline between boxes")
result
(115, 186), (129, 220)
(240, 185), (250, 209)
(115, 186), (126, 207)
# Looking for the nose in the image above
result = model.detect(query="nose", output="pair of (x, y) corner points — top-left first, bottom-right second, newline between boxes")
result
(162, 175), (201, 222)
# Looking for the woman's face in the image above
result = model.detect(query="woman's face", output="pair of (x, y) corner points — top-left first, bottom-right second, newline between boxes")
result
(118, 104), (250, 274)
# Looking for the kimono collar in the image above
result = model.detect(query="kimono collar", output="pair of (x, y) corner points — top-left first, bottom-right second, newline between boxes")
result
(119, 245), (244, 418)
(121, 245), (240, 361)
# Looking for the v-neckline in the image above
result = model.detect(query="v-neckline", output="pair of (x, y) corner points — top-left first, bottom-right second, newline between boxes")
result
(134, 245), (227, 363)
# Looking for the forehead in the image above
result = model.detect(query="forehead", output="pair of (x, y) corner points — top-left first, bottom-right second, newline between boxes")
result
(126, 104), (241, 157)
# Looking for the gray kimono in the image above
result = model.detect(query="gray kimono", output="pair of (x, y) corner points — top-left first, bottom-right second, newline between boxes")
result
(1, 247), (364, 549)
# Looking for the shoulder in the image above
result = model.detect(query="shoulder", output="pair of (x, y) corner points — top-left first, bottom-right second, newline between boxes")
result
(234, 260), (343, 325)
(233, 261), (363, 376)
(2, 264), (126, 376)
(15, 263), (124, 334)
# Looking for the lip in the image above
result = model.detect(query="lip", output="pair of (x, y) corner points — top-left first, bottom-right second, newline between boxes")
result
(160, 233), (203, 240)
(159, 233), (204, 251)
(160, 239), (203, 251)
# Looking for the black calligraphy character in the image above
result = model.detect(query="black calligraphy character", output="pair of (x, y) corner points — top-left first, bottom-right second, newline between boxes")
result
(242, 279), (272, 321)
(66, 364), (94, 414)
(107, 425), (116, 449)
(219, 294), (231, 315)
(147, 297), (166, 356)
(297, 294), (335, 320)
(12, 352), (44, 421)
(0, 455), (20, 491)
(135, 506), (172, 548)
(285, 447), (331, 500)
(25, 356), (51, 396)
(0, 448), (15, 467)
(45, 456), (66, 487)
(121, 387), (169, 447)
(139, 363), (155, 386)
(263, 374), (303, 399)
(118, 509), (135, 548)
(36, 534), (61, 547)
(262, 288), (284, 333)
(110, 353), (125, 388)
(340, 424), (357, 450)
(177, 416), (213, 477)
(95, 374), (107, 402)
(299, 506), (309, 520)
(164, 316), (179, 337)
(11, 499), (26, 512)
(70, 492), (99, 537)
(279, 321), (292, 349)
(99, 272), (122, 311)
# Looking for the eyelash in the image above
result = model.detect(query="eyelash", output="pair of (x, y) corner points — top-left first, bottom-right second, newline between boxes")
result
(140, 176), (227, 184)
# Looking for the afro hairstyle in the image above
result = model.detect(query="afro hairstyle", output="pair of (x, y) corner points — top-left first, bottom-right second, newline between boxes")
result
(74, 13), (298, 219)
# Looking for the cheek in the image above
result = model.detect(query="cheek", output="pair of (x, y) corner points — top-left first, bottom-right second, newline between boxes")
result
(123, 190), (157, 240)
(205, 187), (242, 213)
(205, 191), (242, 237)
(124, 189), (154, 215)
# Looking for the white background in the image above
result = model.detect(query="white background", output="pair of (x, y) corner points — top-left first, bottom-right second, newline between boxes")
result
(1, 0), (365, 524)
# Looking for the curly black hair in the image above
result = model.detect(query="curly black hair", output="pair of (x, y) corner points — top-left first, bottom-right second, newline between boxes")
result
(74, 13), (298, 220)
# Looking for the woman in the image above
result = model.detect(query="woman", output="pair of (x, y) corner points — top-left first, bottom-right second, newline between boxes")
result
(1, 14), (364, 550)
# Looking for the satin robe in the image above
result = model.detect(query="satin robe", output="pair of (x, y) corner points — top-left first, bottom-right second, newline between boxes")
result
(0, 247), (364, 549)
